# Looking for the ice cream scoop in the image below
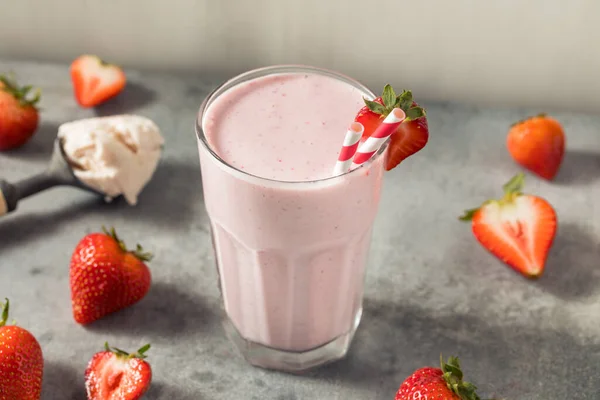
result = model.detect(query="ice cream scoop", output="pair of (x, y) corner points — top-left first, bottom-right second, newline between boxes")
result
(0, 114), (164, 216)
(58, 114), (164, 205)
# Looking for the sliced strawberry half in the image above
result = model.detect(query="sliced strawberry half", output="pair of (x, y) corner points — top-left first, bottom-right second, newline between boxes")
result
(460, 173), (557, 278)
(85, 343), (152, 400)
(354, 85), (429, 170)
(70, 55), (126, 108)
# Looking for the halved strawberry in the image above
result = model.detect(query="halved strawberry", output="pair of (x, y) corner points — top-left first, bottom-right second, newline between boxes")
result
(85, 342), (152, 400)
(70, 55), (126, 108)
(460, 173), (557, 278)
(354, 85), (429, 170)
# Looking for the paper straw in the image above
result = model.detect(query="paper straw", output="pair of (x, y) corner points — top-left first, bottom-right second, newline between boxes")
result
(351, 108), (406, 169)
(332, 122), (364, 175)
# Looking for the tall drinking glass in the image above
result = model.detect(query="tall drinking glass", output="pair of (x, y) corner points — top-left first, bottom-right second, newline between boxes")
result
(195, 65), (387, 372)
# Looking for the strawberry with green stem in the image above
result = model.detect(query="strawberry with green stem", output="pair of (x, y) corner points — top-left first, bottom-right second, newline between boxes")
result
(355, 84), (429, 170)
(0, 74), (41, 150)
(460, 173), (557, 278)
(70, 226), (153, 324)
(0, 298), (44, 400)
(395, 356), (483, 400)
(85, 342), (152, 400)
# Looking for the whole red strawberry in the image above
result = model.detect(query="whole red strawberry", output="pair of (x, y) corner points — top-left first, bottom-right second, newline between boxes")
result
(0, 299), (44, 400)
(85, 343), (152, 400)
(0, 75), (40, 151)
(507, 114), (565, 180)
(70, 227), (152, 324)
(395, 356), (482, 400)
(355, 85), (429, 170)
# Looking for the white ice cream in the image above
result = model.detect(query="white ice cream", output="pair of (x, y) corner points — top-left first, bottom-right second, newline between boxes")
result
(58, 114), (164, 205)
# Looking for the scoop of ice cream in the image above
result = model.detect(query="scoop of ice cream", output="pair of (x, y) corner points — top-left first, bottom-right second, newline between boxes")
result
(58, 114), (164, 205)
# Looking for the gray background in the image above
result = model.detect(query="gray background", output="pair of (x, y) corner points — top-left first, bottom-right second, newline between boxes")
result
(0, 60), (599, 399)
(2, 0), (600, 113)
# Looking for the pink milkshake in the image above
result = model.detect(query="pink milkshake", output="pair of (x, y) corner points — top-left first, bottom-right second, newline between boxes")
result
(196, 66), (387, 371)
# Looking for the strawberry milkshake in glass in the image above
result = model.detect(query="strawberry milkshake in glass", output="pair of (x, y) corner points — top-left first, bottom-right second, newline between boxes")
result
(196, 66), (389, 372)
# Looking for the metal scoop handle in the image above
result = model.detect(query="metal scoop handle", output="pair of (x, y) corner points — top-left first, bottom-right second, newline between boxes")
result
(0, 139), (99, 217)
(0, 173), (64, 216)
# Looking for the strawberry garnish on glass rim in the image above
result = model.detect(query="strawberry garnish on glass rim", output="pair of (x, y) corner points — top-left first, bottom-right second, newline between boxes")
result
(460, 173), (557, 278)
(355, 84), (428, 170)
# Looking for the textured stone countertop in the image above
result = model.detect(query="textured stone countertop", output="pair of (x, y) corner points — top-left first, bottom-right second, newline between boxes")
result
(0, 60), (599, 400)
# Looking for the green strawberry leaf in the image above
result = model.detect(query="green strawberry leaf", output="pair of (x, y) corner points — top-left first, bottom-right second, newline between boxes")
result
(105, 342), (151, 359)
(443, 356), (464, 380)
(138, 343), (151, 356)
(0, 74), (41, 107)
(134, 243), (153, 262)
(135, 344), (152, 359)
(397, 90), (413, 111)
(382, 84), (396, 109)
(503, 173), (525, 195)
(102, 226), (153, 262)
(440, 356), (482, 400)
(405, 106), (426, 121)
(0, 298), (9, 327)
(363, 98), (387, 115)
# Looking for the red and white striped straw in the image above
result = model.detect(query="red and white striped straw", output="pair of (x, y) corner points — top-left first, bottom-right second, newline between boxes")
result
(332, 122), (364, 175)
(351, 108), (406, 169)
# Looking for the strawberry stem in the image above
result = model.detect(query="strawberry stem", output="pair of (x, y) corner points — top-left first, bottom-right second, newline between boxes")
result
(0, 298), (9, 327)
(133, 244), (153, 262)
(102, 226), (153, 262)
(363, 85), (426, 122)
(105, 342), (151, 359)
(440, 355), (482, 400)
(363, 99), (387, 115)
(459, 208), (479, 221)
(382, 84), (397, 109)
(137, 343), (151, 357)
(510, 113), (548, 127)
(398, 90), (413, 111)
(502, 172), (525, 196)
(459, 173), (526, 221)
(0, 74), (41, 107)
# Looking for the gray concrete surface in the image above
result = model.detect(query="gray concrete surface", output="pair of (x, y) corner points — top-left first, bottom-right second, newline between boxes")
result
(0, 60), (599, 399)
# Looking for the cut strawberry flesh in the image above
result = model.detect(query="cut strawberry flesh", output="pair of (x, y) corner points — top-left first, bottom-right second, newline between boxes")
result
(86, 353), (151, 400)
(385, 117), (429, 171)
(473, 196), (556, 277)
(71, 55), (126, 108)
(104, 360), (125, 392)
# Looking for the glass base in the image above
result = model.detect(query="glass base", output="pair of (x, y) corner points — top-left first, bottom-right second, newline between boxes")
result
(223, 307), (363, 373)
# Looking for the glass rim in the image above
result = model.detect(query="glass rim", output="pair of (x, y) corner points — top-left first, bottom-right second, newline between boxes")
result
(195, 64), (388, 185)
